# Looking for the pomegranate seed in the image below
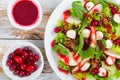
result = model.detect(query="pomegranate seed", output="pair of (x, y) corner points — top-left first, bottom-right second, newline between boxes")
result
(33, 54), (39, 61)
(26, 65), (35, 73)
(6, 59), (13, 66)
(14, 56), (23, 64)
(63, 10), (70, 20)
(111, 6), (118, 15)
(34, 64), (38, 71)
(19, 71), (25, 77)
(10, 64), (18, 71)
(8, 53), (15, 59)
(22, 47), (29, 52)
(92, 68), (99, 75)
(51, 40), (56, 47)
(54, 27), (61, 33)
(91, 20), (99, 26)
(28, 56), (34, 62)
(14, 48), (22, 55)
(83, 38), (90, 50)
(26, 72), (31, 76)
(13, 70), (20, 75)
(21, 64), (26, 70)
(115, 64), (120, 70)
(21, 51), (28, 60)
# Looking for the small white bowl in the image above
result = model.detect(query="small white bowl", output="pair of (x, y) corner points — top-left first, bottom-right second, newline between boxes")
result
(7, 0), (43, 30)
(2, 42), (44, 80)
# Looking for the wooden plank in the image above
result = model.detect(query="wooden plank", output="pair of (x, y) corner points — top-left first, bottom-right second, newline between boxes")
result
(0, 0), (62, 39)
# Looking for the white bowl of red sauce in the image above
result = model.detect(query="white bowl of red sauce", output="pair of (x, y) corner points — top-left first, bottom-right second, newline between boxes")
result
(8, 0), (43, 30)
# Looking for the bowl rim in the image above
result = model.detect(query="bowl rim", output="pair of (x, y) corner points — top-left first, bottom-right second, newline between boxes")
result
(2, 42), (44, 80)
(7, 0), (43, 30)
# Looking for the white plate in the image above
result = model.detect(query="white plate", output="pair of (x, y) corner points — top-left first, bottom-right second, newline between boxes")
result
(44, 0), (119, 80)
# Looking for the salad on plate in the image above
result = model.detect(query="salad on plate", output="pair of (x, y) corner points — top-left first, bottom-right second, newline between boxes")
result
(51, 0), (120, 80)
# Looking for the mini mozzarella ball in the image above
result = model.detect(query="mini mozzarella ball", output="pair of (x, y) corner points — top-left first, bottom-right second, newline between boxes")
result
(85, 2), (95, 11)
(80, 62), (91, 71)
(82, 29), (90, 38)
(96, 31), (103, 40)
(113, 14), (120, 23)
(66, 16), (81, 24)
(106, 39), (113, 49)
(66, 30), (76, 39)
(98, 67), (107, 77)
(106, 56), (116, 65)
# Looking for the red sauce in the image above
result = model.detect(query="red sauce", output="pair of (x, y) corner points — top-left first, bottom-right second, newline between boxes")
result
(12, 0), (39, 26)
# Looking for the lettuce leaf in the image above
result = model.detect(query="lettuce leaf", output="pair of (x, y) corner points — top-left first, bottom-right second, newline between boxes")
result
(102, 6), (111, 18)
(72, 1), (87, 20)
(52, 43), (69, 55)
(58, 60), (70, 71)
(112, 45), (120, 54)
(55, 32), (66, 43)
(57, 20), (63, 27)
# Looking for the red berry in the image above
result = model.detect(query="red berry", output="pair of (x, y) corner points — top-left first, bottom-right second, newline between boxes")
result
(33, 54), (39, 61)
(10, 64), (17, 71)
(19, 71), (25, 77)
(92, 68), (99, 75)
(6, 59), (13, 66)
(22, 47), (29, 52)
(63, 10), (70, 20)
(26, 72), (31, 76)
(51, 40), (56, 47)
(26, 65), (35, 73)
(13, 70), (20, 75)
(54, 27), (61, 33)
(91, 20), (99, 26)
(21, 64), (26, 70)
(115, 64), (120, 70)
(28, 56), (34, 62)
(8, 53), (15, 59)
(34, 64), (38, 71)
(14, 56), (23, 64)
(111, 6), (118, 15)
(14, 48), (22, 55)
(21, 51), (28, 60)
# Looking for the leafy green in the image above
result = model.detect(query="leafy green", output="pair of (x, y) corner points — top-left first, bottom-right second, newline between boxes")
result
(99, 0), (108, 6)
(95, 44), (103, 59)
(52, 43), (69, 55)
(55, 32), (66, 43)
(78, 18), (90, 34)
(76, 33), (84, 55)
(116, 59), (120, 64)
(100, 39), (106, 48)
(80, 47), (97, 58)
(102, 6), (111, 18)
(93, 13), (101, 21)
(112, 45), (120, 54)
(72, 1), (87, 20)
(58, 60), (70, 71)
(57, 20), (63, 27)
(89, 0), (100, 4)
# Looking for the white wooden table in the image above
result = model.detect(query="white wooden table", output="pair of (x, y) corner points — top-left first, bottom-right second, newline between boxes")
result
(0, 0), (63, 80)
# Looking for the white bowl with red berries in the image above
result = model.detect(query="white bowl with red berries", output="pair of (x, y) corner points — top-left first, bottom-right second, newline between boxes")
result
(2, 42), (44, 80)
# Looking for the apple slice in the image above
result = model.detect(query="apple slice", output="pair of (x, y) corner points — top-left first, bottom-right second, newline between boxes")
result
(104, 50), (120, 59)
(80, 62), (91, 72)
(86, 3), (103, 17)
(90, 26), (97, 48)
(105, 56), (116, 66)
(113, 13), (120, 23)
(66, 16), (81, 24)
(72, 58), (90, 74)
(68, 53), (82, 66)
(98, 67), (107, 77)
(58, 53), (69, 65)
(85, 2), (95, 11)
